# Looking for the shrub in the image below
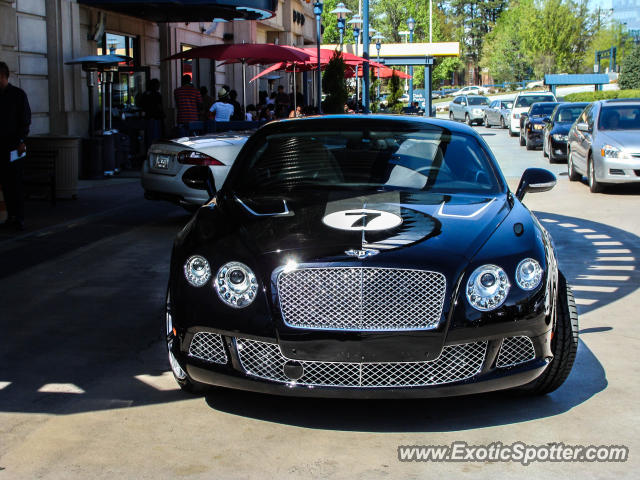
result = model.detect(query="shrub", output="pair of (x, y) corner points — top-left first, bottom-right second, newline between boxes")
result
(322, 50), (348, 114)
(562, 89), (640, 102)
(619, 45), (640, 90)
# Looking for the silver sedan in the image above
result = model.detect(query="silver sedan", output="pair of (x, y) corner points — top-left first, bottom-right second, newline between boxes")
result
(567, 99), (640, 193)
(141, 132), (250, 210)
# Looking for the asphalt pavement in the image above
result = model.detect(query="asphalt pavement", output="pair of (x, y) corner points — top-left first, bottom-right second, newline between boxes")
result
(0, 125), (638, 479)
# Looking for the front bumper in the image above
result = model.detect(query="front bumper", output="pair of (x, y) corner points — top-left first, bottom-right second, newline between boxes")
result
(549, 137), (568, 159)
(527, 130), (543, 147)
(173, 321), (552, 398)
(596, 155), (640, 184)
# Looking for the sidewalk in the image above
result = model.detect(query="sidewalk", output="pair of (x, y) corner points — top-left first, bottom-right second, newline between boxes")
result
(0, 172), (142, 245)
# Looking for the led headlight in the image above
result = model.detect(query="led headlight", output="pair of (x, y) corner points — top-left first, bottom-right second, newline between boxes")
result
(214, 261), (258, 308)
(600, 144), (628, 159)
(184, 255), (211, 287)
(552, 134), (568, 141)
(533, 124), (544, 130)
(516, 258), (543, 291)
(466, 265), (510, 311)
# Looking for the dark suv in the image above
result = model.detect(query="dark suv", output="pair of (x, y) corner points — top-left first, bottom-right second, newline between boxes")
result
(520, 102), (558, 150)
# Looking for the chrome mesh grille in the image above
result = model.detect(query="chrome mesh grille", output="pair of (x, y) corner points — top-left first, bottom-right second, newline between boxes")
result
(277, 267), (446, 331)
(496, 336), (535, 368)
(236, 338), (487, 388)
(188, 332), (228, 364)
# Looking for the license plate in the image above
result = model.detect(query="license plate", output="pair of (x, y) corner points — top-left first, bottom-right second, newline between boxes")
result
(154, 155), (170, 169)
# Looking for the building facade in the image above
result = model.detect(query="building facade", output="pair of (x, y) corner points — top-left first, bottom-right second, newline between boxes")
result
(0, 0), (316, 137)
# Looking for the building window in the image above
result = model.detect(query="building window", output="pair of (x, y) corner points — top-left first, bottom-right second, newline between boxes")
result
(96, 32), (147, 109)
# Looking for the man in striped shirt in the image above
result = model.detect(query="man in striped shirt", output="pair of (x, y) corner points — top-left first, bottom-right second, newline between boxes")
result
(174, 74), (202, 126)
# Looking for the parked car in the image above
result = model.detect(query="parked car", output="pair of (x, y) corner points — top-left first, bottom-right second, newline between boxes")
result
(449, 95), (491, 125)
(567, 99), (640, 193)
(451, 85), (487, 96)
(519, 102), (559, 150)
(141, 132), (250, 211)
(509, 92), (557, 137)
(542, 102), (589, 163)
(165, 114), (578, 398)
(484, 99), (514, 129)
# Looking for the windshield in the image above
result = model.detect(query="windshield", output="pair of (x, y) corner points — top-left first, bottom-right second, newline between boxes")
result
(530, 103), (557, 116)
(468, 97), (489, 106)
(233, 125), (502, 196)
(515, 95), (555, 108)
(598, 105), (640, 131)
(556, 106), (586, 123)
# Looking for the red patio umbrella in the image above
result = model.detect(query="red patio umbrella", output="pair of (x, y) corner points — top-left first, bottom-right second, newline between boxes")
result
(347, 66), (412, 79)
(164, 43), (311, 113)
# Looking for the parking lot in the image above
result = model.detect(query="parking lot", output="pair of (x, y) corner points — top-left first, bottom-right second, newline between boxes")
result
(1, 121), (638, 479)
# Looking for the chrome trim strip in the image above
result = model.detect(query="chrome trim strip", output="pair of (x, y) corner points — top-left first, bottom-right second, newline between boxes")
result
(436, 197), (496, 218)
(234, 196), (292, 217)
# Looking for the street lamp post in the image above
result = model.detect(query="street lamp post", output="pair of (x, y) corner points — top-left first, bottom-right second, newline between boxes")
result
(348, 14), (362, 112)
(372, 32), (384, 105)
(406, 17), (415, 106)
(362, 0), (371, 113)
(330, 2), (351, 48)
(313, 1), (324, 113)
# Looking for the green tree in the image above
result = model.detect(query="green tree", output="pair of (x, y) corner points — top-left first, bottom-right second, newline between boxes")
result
(619, 44), (640, 90)
(323, 50), (349, 113)
(320, 0), (359, 45)
(386, 71), (404, 113)
(583, 21), (632, 72)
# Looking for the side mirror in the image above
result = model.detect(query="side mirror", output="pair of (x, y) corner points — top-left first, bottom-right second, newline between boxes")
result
(577, 122), (590, 132)
(181, 165), (216, 198)
(515, 168), (556, 201)
(461, 101), (467, 106)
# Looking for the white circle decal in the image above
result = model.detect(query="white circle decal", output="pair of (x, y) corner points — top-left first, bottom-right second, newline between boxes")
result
(322, 209), (403, 231)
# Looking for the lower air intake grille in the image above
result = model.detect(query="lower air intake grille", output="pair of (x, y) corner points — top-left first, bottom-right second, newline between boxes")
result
(235, 338), (487, 388)
(496, 336), (535, 368)
(188, 332), (227, 364)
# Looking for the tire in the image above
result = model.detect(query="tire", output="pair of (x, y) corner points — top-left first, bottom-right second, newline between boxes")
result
(449, 111), (454, 121)
(500, 116), (506, 129)
(543, 137), (549, 157)
(484, 115), (491, 128)
(588, 155), (604, 193)
(516, 272), (578, 395)
(567, 150), (581, 181)
(509, 127), (517, 137)
(526, 134), (535, 150)
(165, 289), (210, 394)
(465, 114), (472, 126)
(519, 131), (526, 146)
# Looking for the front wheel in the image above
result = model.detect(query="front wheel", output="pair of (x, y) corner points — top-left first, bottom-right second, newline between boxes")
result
(520, 131), (526, 146)
(500, 116), (506, 129)
(588, 155), (604, 193)
(568, 150), (581, 181)
(449, 111), (454, 121)
(516, 273), (578, 395)
(465, 114), (472, 126)
(543, 137), (549, 158)
(484, 115), (491, 128)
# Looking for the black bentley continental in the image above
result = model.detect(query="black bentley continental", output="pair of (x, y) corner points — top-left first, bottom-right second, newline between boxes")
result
(165, 115), (578, 398)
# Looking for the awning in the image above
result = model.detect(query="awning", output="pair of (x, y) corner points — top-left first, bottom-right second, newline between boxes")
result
(78, 0), (277, 22)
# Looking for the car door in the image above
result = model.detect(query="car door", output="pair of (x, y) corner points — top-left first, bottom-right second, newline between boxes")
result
(487, 101), (497, 123)
(451, 97), (460, 119)
(573, 105), (594, 171)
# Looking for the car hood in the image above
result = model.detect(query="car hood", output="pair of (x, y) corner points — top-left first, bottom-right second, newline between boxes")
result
(598, 130), (640, 151)
(220, 190), (510, 268)
(551, 123), (572, 135)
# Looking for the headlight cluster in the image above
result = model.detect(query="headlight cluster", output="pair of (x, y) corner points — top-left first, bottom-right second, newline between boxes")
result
(214, 261), (258, 308)
(183, 257), (258, 308)
(533, 124), (544, 130)
(466, 259), (543, 311)
(601, 144), (629, 159)
(552, 134), (568, 141)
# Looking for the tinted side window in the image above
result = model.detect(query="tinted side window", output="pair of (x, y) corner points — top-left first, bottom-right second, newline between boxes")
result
(586, 105), (595, 130)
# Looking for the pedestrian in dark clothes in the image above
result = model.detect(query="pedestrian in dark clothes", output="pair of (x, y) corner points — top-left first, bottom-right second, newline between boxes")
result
(139, 78), (165, 149)
(0, 61), (31, 231)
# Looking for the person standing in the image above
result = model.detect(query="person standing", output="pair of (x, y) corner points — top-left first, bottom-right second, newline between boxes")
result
(209, 87), (234, 122)
(173, 74), (201, 129)
(199, 86), (214, 121)
(0, 61), (31, 231)
(139, 78), (164, 149)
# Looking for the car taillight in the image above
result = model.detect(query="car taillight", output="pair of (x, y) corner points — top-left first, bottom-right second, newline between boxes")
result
(177, 151), (224, 166)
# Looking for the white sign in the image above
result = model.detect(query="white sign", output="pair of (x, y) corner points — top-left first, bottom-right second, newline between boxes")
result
(322, 209), (403, 231)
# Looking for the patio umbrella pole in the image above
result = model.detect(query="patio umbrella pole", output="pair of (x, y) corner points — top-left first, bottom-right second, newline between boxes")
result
(242, 59), (247, 117)
(293, 64), (296, 114)
(101, 75), (106, 133)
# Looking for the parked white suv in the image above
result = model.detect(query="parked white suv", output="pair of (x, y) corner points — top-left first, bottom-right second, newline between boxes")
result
(509, 91), (557, 137)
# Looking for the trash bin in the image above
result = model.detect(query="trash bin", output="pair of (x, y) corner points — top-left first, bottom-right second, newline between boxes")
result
(82, 136), (104, 180)
(25, 135), (81, 198)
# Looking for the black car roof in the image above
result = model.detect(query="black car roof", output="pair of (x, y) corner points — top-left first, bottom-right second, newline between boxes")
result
(602, 98), (640, 104)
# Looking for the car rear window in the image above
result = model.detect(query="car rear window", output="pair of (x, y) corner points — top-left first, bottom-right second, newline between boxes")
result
(556, 106), (586, 123)
(530, 103), (557, 115)
(515, 95), (555, 108)
(233, 124), (503, 195)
